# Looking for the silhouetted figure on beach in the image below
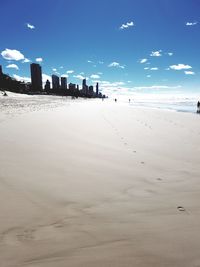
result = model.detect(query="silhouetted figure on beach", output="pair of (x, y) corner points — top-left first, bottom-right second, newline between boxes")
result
(114, 98), (117, 102)
(129, 99), (131, 103)
(197, 101), (200, 113)
(3, 91), (7, 96)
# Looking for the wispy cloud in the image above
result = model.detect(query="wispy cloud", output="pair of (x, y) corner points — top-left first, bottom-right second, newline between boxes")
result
(90, 74), (100, 79)
(184, 71), (195, 75)
(147, 75), (151, 78)
(13, 74), (30, 83)
(73, 74), (88, 80)
(36, 57), (43, 62)
(169, 64), (192, 70)
(52, 68), (57, 72)
(66, 70), (74, 74)
(186, 21), (198, 26)
(1, 48), (25, 61)
(168, 52), (173, 56)
(108, 62), (125, 69)
(6, 64), (19, 70)
(150, 67), (159, 70)
(150, 50), (162, 57)
(133, 85), (182, 90)
(26, 23), (35, 29)
(22, 58), (31, 63)
(140, 58), (148, 64)
(119, 21), (134, 30)
(144, 67), (149, 70)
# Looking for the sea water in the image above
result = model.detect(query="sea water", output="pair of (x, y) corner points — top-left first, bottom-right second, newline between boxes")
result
(113, 93), (200, 113)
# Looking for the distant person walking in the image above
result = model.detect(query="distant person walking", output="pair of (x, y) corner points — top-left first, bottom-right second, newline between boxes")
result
(114, 98), (117, 102)
(197, 101), (200, 113)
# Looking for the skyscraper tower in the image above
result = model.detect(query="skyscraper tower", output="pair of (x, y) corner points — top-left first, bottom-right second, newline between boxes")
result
(96, 82), (99, 97)
(82, 79), (86, 88)
(52, 75), (60, 91)
(61, 77), (67, 89)
(30, 63), (42, 91)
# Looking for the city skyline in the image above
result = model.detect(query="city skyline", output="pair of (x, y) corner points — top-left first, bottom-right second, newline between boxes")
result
(0, 0), (200, 97)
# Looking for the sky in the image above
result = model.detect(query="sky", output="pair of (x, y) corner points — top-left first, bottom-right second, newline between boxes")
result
(0, 0), (200, 97)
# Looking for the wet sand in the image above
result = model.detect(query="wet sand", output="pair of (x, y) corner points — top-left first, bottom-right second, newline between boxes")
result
(0, 95), (200, 267)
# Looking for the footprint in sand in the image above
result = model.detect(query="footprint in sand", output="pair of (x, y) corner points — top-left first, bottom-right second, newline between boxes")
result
(157, 178), (162, 181)
(141, 161), (145, 164)
(177, 206), (186, 212)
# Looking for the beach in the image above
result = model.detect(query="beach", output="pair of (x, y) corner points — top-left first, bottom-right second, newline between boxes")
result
(0, 95), (200, 267)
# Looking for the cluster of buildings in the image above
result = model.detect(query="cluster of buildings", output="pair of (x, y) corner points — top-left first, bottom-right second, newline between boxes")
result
(0, 63), (105, 98)
(31, 63), (103, 98)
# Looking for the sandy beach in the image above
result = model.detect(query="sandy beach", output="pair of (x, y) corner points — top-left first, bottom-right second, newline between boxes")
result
(0, 95), (200, 267)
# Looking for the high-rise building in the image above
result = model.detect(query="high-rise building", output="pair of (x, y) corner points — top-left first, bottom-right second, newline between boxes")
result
(30, 63), (42, 91)
(96, 82), (99, 97)
(52, 75), (60, 91)
(68, 83), (76, 91)
(44, 80), (51, 91)
(82, 79), (88, 96)
(89, 85), (94, 97)
(82, 79), (86, 87)
(61, 77), (67, 89)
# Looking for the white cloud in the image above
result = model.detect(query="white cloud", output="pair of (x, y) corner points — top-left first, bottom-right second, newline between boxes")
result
(36, 57), (43, 62)
(60, 66), (63, 69)
(1, 48), (25, 61)
(108, 62), (125, 69)
(169, 64), (192, 70)
(186, 22), (198, 26)
(26, 23), (35, 29)
(90, 74), (100, 79)
(140, 58), (148, 64)
(13, 74), (31, 83)
(6, 64), (19, 70)
(98, 61), (104, 64)
(144, 67), (149, 70)
(42, 74), (51, 83)
(150, 67), (159, 70)
(184, 71), (195, 75)
(66, 70), (74, 74)
(120, 21), (134, 30)
(150, 50), (162, 57)
(22, 58), (31, 63)
(147, 75), (151, 78)
(61, 74), (68, 78)
(52, 68), (57, 71)
(133, 85), (182, 90)
(168, 52), (173, 56)
(73, 74), (88, 80)
(87, 60), (93, 63)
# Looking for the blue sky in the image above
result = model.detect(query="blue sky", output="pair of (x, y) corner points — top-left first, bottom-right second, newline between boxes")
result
(0, 0), (200, 96)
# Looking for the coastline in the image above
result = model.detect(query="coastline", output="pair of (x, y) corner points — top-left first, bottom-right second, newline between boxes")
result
(0, 96), (200, 267)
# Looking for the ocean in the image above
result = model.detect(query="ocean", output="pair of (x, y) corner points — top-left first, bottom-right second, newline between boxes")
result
(112, 93), (200, 114)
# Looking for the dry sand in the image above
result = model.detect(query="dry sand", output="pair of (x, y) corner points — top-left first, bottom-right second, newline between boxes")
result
(0, 95), (200, 267)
